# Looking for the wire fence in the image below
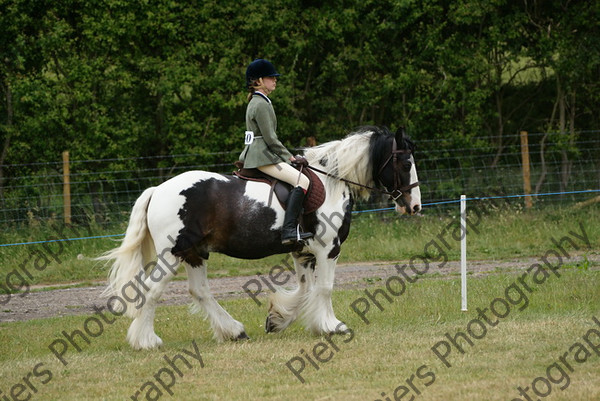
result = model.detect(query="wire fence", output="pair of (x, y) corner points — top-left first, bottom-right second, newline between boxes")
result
(1, 130), (599, 228)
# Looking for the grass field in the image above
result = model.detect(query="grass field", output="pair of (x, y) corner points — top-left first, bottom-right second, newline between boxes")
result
(0, 269), (598, 400)
(1, 204), (599, 400)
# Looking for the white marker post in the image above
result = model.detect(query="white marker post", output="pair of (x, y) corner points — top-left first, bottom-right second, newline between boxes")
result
(460, 195), (468, 311)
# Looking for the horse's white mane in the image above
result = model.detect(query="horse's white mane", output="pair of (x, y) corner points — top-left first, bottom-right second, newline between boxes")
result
(304, 130), (374, 200)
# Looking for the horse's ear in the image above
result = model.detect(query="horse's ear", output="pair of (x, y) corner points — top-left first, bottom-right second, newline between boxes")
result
(395, 126), (406, 143)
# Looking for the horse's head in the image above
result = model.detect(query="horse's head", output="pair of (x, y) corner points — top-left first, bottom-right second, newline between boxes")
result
(373, 127), (421, 215)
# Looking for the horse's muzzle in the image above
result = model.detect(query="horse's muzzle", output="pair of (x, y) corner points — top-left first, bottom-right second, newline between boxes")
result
(395, 198), (421, 215)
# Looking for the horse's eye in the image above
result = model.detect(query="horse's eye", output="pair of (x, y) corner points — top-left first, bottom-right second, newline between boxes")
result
(402, 161), (412, 170)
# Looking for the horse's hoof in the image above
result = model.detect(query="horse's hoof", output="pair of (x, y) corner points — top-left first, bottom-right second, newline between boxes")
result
(265, 315), (278, 333)
(334, 321), (349, 334)
(324, 321), (349, 335)
(235, 331), (250, 341)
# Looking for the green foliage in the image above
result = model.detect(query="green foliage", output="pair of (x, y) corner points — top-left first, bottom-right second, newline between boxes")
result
(0, 0), (599, 192)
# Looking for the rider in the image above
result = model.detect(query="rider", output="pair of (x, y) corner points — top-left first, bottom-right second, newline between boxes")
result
(239, 58), (313, 245)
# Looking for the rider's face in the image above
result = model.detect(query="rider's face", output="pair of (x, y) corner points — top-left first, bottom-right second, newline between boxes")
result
(261, 76), (277, 95)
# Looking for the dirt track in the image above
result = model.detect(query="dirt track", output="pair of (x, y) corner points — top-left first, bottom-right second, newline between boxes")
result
(1, 254), (596, 323)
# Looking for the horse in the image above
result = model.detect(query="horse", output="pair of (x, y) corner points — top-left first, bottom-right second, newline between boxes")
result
(99, 125), (421, 350)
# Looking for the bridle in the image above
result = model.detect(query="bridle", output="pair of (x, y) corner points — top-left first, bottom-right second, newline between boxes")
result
(305, 137), (420, 201)
(377, 137), (420, 200)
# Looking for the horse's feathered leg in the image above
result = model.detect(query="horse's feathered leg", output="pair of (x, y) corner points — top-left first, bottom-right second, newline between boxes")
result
(186, 261), (248, 341)
(300, 251), (348, 334)
(265, 252), (316, 333)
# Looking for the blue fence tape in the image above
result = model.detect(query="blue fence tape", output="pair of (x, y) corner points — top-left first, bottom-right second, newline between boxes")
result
(2, 189), (598, 248)
(0, 234), (125, 248)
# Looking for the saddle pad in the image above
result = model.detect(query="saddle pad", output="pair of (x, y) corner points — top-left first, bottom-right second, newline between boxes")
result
(233, 164), (326, 214)
(302, 168), (326, 213)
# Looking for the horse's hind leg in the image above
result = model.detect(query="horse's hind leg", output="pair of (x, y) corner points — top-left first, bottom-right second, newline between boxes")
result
(265, 252), (315, 333)
(185, 261), (248, 341)
(126, 247), (179, 350)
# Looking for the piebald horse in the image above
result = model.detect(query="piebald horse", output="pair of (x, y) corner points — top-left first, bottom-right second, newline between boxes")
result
(100, 126), (421, 349)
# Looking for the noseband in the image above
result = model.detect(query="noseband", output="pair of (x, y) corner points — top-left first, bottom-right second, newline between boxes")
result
(377, 138), (420, 201)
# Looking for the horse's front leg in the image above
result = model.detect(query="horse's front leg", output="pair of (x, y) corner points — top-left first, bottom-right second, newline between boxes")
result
(301, 250), (348, 334)
(265, 252), (315, 333)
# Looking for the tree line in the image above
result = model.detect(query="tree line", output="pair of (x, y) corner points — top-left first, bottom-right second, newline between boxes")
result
(1, 0), (599, 193)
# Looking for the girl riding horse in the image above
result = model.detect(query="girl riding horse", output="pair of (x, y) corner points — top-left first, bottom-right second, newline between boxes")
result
(239, 59), (313, 245)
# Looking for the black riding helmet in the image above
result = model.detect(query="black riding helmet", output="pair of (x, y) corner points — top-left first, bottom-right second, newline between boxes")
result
(246, 59), (280, 88)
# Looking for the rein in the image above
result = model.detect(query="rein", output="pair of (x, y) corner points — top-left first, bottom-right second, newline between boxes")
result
(306, 164), (384, 194)
(304, 138), (420, 200)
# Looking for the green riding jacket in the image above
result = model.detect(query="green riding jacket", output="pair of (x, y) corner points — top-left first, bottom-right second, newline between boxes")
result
(239, 93), (293, 168)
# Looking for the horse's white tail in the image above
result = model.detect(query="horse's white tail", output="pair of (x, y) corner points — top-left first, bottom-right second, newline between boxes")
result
(98, 186), (157, 318)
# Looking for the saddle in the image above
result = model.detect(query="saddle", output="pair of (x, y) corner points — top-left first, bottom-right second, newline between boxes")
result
(233, 161), (326, 214)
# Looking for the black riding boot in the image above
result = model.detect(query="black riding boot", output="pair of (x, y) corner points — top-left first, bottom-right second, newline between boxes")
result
(281, 187), (314, 245)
